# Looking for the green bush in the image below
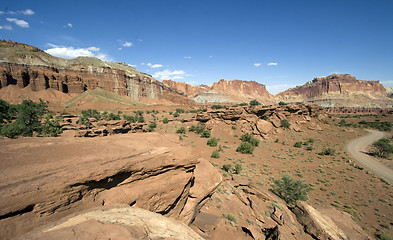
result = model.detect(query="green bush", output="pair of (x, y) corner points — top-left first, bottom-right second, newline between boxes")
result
(293, 142), (302, 148)
(319, 148), (336, 156)
(207, 137), (219, 147)
(281, 119), (291, 129)
(377, 232), (393, 240)
(222, 164), (232, 172)
(278, 101), (287, 106)
(162, 117), (169, 124)
(176, 127), (186, 134)
(240, 133), (259, 146)
(189, 123), (205, 134)
(200, 129), (211, 138)
(147, 122), (157, 132)
(372, 138), (393, 158)
(235, 164), (242, 174)
(236, 141), (255, 154)
(175, 108), (185, 113)
(272, 175), (311, 205)
(211, 149), (220, 158)
(41, 114), (63, 137)
(81, 109), (101, 120)
(339, 119), (347, 127)
(211, 105), (226, 110)
(222, 213), (237, 224)
(249, 100), (261, 106)
(0, 99), (12, 125)
(1, 121), (29, 138)
(173, 112), (180, 117)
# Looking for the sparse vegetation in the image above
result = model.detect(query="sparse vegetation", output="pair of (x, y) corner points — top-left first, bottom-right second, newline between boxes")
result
(237, 133), (259, 154)
(222, 213), (238, 224)
(249, 99), (261, 106)
(271, 175), (311, 205)
(162, 117), (169, 124)
(293, 142), (302, 148)
(211, 105), (227, 110)
(200, 129), (211, 138)
(280, 119), (291, 129)
(211, 149), (220, 158)
(222, 164), (232, 172)
(176, 127), (186, 134)
(278, 101), (287, 106)
(234, 163), (243, 174)
(207, 137), (219, 147)
(319, 148), (336, 156)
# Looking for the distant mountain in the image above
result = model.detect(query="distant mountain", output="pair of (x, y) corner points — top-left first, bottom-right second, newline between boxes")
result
(276, 74), (392, 108)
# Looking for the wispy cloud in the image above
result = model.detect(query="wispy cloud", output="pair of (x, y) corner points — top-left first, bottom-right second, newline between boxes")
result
(21, 9), (34, 15)
(122, 41), (133, 47)
(153, 69), (186, 80)
(6, 18), (29, 28)
(147, 63), (163, 68)
(127, 64), (137, 68)
(45, 44), (111, 61)
(64, 23), (72, 28)
(0, 25), (12, 30)
(184, 56), (191, 59)
(254, 63), (261, 67)
(266, 84), (295, 95)
(267, 62), (278, 66)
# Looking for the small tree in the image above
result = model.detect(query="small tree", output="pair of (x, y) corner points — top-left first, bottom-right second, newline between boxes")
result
(278, 101), (287, 106)
(41, 114), (63, 137)
(211, 149), (220, 158)
(207, 137), (219, 147)
(249, 100), (262, 106)
(281, 119), (291, 129)
(372, 138), (393, 158)
(236, 142), (255, 154)
(272, 175), (311, 205)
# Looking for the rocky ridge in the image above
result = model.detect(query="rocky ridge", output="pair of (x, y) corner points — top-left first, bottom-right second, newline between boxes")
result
(0, 40), (191, 104)
(276, 74), (392, 108)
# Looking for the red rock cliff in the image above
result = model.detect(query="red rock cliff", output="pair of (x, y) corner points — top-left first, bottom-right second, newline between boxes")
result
(212, 79), (273, 99)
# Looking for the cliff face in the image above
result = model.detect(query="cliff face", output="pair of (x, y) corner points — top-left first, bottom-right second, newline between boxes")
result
(163, 78), (274, 104)
(0, 40), (185, 103)
(276, 74), (391, 107)
(277, 74), (386, 100)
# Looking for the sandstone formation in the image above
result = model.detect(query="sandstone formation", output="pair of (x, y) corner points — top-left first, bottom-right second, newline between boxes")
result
(18, 207), (204, 240)
(0, 40), (190, 104)
(194, 104), (326, 139)
(276, 74), (392, 108)
(164, 78), (275, 104)
(0, 133), (221, 239)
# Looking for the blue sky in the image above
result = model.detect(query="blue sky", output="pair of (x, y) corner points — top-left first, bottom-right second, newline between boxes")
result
(1, 0), (393, 94)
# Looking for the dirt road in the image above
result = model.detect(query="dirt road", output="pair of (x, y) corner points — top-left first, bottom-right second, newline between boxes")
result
(347, 129), (393, 183)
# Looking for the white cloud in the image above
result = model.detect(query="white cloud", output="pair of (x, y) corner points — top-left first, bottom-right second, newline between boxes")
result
(147, 63), (163, 68)
(184, 56), (191, 59)
(21, 9), (35, 15)
(0, 25), (12, 30)
(127, 64), (137, 67)
(254, 63), (261, 67)
(153, 69), (186, 80)
(268, 62), (278, 66)
(45, 44), (111, 61)
(208, 56), (213, 58)
(6, 18), (29, 28)
(0, 11), (4, 15)
(122, 41), (133, 47)
(64, 23), (72, 28)
(266, 84), (296, 95)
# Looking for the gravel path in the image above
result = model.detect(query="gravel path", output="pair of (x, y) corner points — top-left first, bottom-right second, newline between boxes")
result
(347, 129), (393, 183)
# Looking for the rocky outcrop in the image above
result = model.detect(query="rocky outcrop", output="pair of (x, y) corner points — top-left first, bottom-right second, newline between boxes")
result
(164, 78), (275, 104)
(195, 104), (326, 138)
(19, 207), (204, 240)
(0, 134), (221, 239)
(0, 41), (188, 104)
(276, 74), (392, 108)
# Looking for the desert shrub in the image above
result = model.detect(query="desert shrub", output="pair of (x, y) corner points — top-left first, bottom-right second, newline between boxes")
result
(339, 119), (347, 127)
(377, 232), (393, 240)
(278, 101), (287, 106)
(211, 149), (220, 158)
(0, 121), (29, 138)
(189, 123), (206, 134)
(372, 138), (393, 158)
(173, 112), (180, 117)
(0, 99), (12, 125)
(123, 114), (135, 123)
(222, 164), (232, 172)
(281, 119), (291, 129)
(293, 142), (302, 148)
(236, 142), (255, 154)
(235, 163), (242, 174)
(211, 105), (226, 110)
(81, 109), (101, 120)
(359, 121), (392, 132)
(41, 114), (63, 137)
(222, 213), (237, 224)
(319, 148), (336, 156)
(147, 122), (157, 132)
(240, 133), (259, 146)
(306, 146), (314, 151)
(200, 129), (211, 138)
(175, 108), (185, 114)
(249, 99), (261, 106)
(271, 175), (311, 205)
(176, 127), (186, 134)
(162, 117), (169, 124)
(207, 137), (219, 147)
(102, 112), (121, 121)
